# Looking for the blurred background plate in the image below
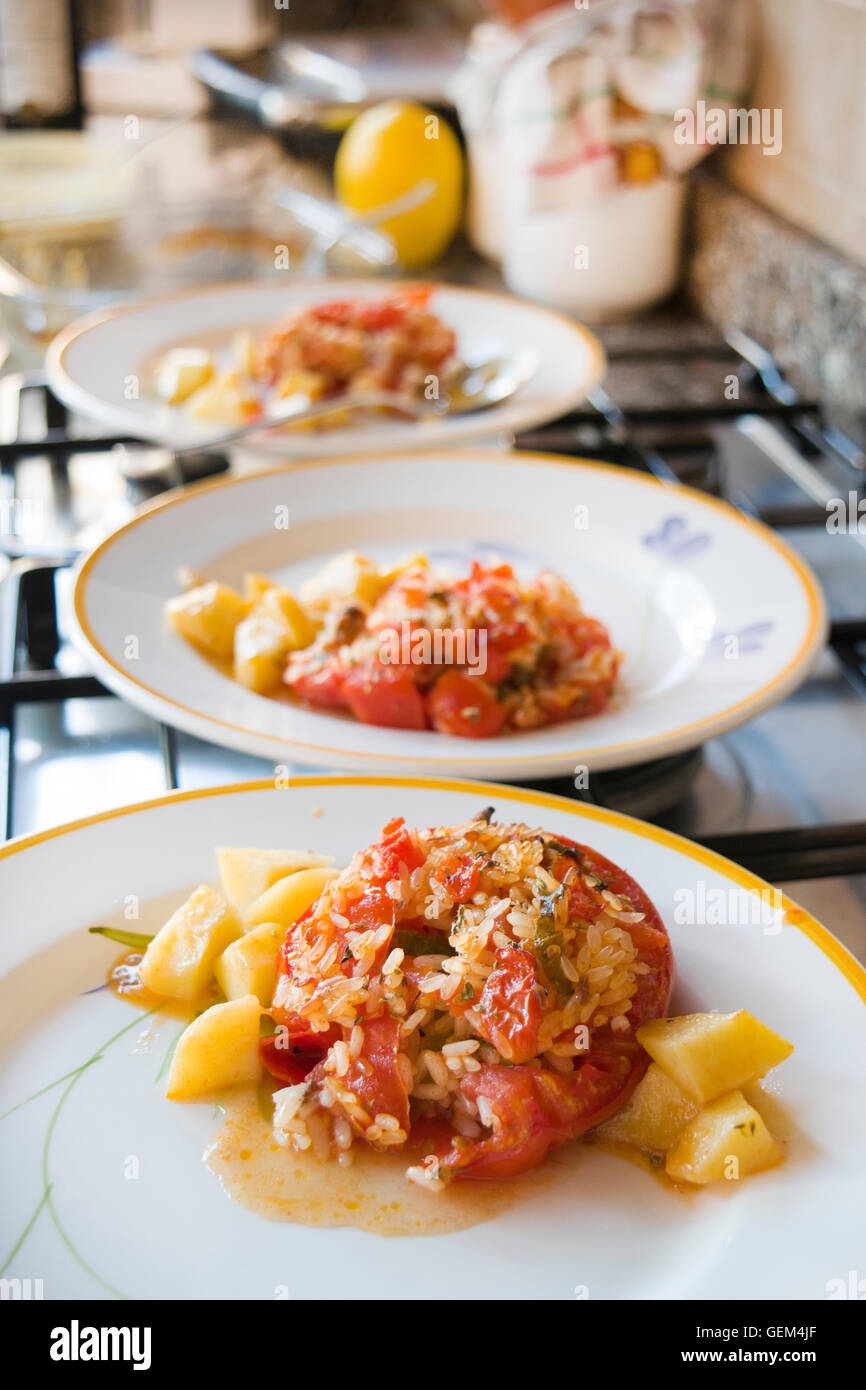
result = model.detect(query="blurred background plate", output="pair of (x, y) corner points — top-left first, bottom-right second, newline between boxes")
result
(45, 279), (605, 455)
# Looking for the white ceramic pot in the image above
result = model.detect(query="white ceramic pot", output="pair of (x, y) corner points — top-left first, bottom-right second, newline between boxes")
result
(503, 176), (686, 321)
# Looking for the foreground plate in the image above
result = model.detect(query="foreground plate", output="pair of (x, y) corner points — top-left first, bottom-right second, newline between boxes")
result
(0, 777), (864, 1300)
(45, 278), (604, 456)
(71, 450), (827, 778)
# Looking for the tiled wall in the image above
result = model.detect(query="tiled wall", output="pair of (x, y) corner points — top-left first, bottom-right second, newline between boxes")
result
(724, 0), (866, 266)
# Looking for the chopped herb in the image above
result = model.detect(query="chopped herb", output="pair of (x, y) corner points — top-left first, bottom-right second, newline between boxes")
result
(496, 664), (536, 698)
(533, 884), (572, 999)
(89, 925), (154, 950)
(395, 928), (455, 957)
(461, 981), (475, 1001)
(544, 837), (584, 865)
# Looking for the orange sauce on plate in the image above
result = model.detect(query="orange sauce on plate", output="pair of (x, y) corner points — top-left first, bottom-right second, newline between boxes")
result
(106, 950), (213, 1020)
(204, 1089), (556, 1237)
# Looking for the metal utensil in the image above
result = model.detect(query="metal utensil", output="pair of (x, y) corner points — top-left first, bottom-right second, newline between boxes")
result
(269, 179), (438, 273)
(171, 351), (539, 455)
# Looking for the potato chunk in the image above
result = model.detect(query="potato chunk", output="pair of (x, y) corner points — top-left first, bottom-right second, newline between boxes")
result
(232, 611), (290, 694)
(244, 865), (337, 929)
(300, 551), (387, 610)
(166, 995), (261, 1100)
(139, 885), (240, 1000)
(232, 329), (257, 375)
(636, 1010), (794, 1105)
(598, 1063), (699, 1152)
(665, 1090), (784, 1184)
(254, 586), (318, 650)
(187, 369), (255, 426)
(378, 553), (428, 588)
(273, 367), (327, 401)
(215, 922), (283, 1005)
(166, 581), (248, 661)
(156, 348), (214, 404)
(243, 572), (274, 604)
(216, 847), (332, 916)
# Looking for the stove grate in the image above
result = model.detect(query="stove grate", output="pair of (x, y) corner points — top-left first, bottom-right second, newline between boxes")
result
(1, 328), (865, 881)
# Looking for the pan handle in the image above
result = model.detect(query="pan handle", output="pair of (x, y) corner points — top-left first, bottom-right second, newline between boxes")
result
(191, 48), (278, 122)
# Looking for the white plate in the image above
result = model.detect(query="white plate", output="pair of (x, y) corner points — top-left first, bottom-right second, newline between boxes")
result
(45, 278), (605, 457)
(71, 450), (827, 778)
(1, 776), (864, 1300)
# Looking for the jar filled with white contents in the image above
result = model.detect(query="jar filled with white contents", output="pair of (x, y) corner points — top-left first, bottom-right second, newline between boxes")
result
(455, 0), (754, 320)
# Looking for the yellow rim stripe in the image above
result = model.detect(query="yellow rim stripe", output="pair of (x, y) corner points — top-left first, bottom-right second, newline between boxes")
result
(72, 450), (827, 767)
(48, 276), (607, 447)
(2, 773), (864, 1007)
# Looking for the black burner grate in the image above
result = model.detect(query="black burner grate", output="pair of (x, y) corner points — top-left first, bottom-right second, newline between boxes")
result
(2, 325), (865, 882)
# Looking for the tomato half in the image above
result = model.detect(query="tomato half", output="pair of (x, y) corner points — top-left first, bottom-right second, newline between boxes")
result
(309, 300), (353, 324)
(427, 836), (674, 1179)
(475, 945), (542, 1065)
(430, 852), (480, 903)
(432, 1042), (644, 1180)
(260, 1019), (342, 1084)
(428, 670), (505, 738)
(341, 1015), (411, 1133)
(375, 816), (425, 878)
(284, 658), (347, 709)
(341, 662), (427, 730)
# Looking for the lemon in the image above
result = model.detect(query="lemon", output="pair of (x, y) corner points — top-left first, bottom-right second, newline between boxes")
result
(334, 100), (464, 270)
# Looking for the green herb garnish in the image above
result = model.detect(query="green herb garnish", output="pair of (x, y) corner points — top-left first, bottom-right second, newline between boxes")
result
(88, 925), (154, 950)
(544, 838), (584, 865)
(533, 885), (572, 999)
(395, 929), (455, 957)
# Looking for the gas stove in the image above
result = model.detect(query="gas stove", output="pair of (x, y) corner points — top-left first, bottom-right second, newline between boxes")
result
(2, 306), (865, 964)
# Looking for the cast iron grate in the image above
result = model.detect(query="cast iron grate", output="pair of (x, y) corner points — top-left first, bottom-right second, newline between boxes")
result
(1, 327), (865, 882)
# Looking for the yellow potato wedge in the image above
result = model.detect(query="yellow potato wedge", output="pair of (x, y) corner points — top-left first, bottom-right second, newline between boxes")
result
(665, 1089), (785, 1184)
(139, 885), (240, 1000)
(300, 551), (387, 610)
(232, 611), (290, 694)
(377, 553), (428, 588)
(244, 865), (338, 930)
(165, 581), (248, 661)
(636, 1010), (794, 1105)
(273, 367), (327, 401)
(231, 329), (258, 375)
(156, 347), (214, 404)
(187, 369), (255, 426)
(254, 586), (318, 650)
(597, 1062), (699, 1153)
(243, 572), (275, 603)
(166, 994), (261, 1100)
(215, 922), (283, 1005)
(216, 847), (332, 916)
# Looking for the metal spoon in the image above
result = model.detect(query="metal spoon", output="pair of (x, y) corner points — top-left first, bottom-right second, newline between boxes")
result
(171, 350), (538, 455)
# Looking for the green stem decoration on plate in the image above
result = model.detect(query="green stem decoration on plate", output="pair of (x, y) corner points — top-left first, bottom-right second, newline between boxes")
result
(0, 1007), (159, 1296)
